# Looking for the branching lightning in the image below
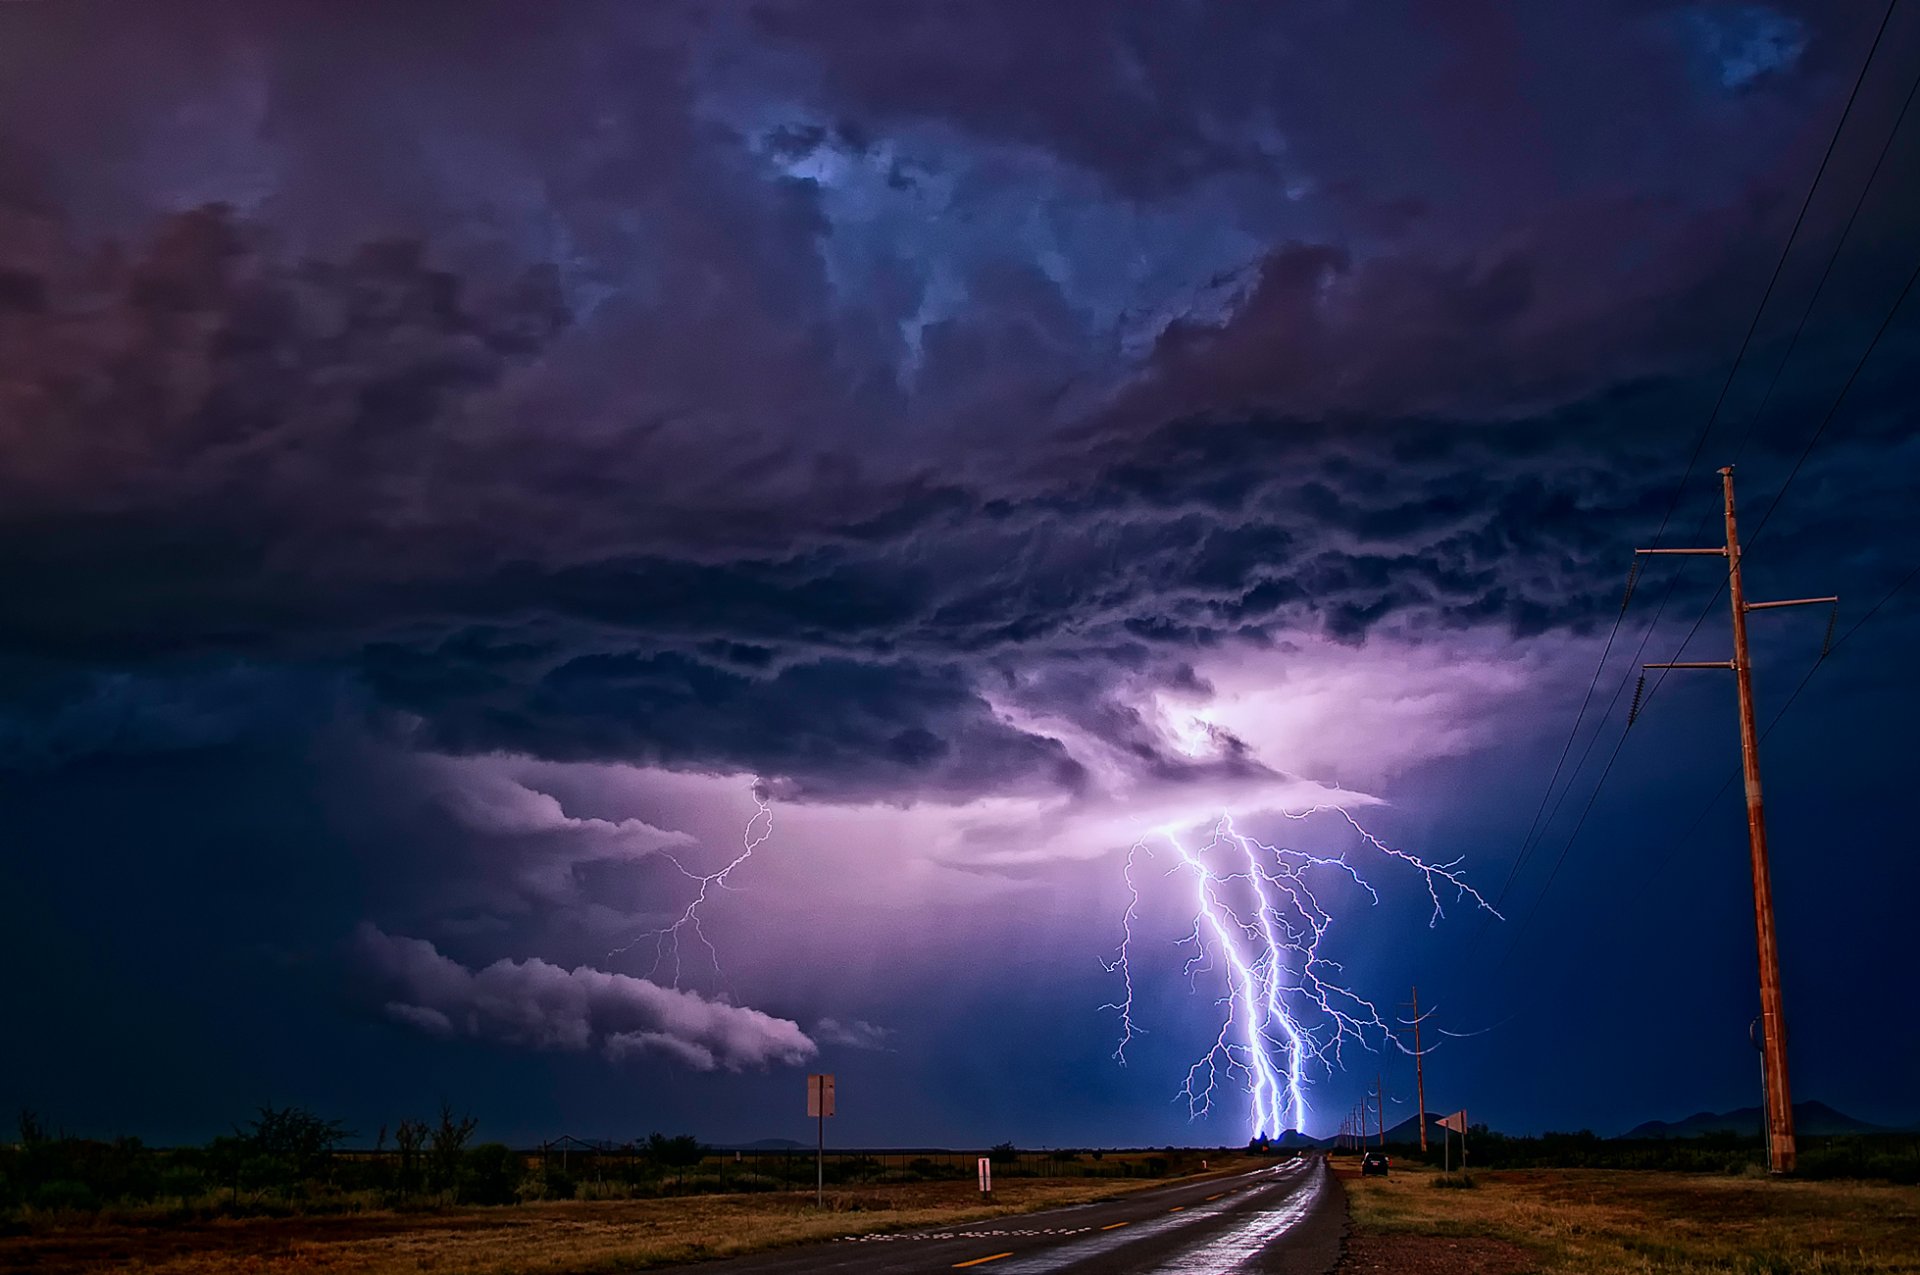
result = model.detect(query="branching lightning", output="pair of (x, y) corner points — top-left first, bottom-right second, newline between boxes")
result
(1103, 806), (1497, 1140)
(609, 781), (773, 986)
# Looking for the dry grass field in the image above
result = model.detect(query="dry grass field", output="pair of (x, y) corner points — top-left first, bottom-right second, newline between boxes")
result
(0, 1166), (1247, 1274)
(1340, 1158), (1920, 1274)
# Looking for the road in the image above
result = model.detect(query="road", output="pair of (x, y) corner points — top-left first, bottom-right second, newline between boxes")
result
(649, 1155), (1344, 1275)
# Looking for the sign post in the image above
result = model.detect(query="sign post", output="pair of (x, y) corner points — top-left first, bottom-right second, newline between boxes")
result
(1439, 1110), (1468, 1175)
(807, 1073), (835, 1208)
(977, 1156), (992, 1199)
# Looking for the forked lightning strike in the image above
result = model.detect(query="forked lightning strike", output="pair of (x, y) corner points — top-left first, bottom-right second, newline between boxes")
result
(1103, 807), (1497, 1140)
(609, 782), (773, 985)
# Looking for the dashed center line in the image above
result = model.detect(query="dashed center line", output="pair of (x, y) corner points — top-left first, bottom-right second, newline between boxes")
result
(1168, 1206), (1184, 1212)
(1101, 1221), (1130, 1231)
(1206, 1192), (1225, 1200)
(953, 1253), (1013, 1268)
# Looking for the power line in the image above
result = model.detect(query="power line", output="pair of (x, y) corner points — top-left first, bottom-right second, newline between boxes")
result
(1748, 257), (1920, 546)
(1612, 558), (1920, 925)
(1626, 251), (1919, 690)
(1466, 0), (1906, 946)
(1489, 254), (1920, 974)
(1730, 61), (1920, 473)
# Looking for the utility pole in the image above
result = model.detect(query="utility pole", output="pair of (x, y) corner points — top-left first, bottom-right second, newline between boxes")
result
(1404, 987), (1428, 1153)
(1637, 465), (1832, 1175)
(1376, 1073), (1386, 1148)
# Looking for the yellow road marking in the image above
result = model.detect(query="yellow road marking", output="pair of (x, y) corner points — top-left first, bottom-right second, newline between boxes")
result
(1101, 1221), (1130, 1230)
(1206, 1192), (1224, 1200)
(953, 1254), (1014, 1269)
(1168, 1205), (1184, 1212)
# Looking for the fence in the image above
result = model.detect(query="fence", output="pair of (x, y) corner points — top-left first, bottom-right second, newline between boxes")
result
(335, 1142), (1206, 1194)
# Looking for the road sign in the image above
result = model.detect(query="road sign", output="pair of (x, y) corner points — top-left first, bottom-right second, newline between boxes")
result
(978, 1157), (992, 1194)
(808, 1073), (836, 1118)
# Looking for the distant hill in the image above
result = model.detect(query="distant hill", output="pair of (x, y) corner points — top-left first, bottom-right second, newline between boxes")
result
(1384, 1113), (1454, 1145)
(1620, 1100), (1885, 1140)
(715, 1138), (810, 1151)
(1269, 1129), (1323, 1149)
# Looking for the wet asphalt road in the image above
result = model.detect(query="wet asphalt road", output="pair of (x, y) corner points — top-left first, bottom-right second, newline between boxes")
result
(648, 1154), (1344, 1275)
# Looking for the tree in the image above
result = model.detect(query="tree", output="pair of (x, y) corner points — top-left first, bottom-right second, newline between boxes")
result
(238, 1105), (353, 1191)
(427, 1103), (478, 1194)
(393, 1118), (429, 1195)
(644, 1133), (706, 1170)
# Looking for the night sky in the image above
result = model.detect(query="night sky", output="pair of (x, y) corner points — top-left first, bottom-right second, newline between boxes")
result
(4, 1), (1918, 1151)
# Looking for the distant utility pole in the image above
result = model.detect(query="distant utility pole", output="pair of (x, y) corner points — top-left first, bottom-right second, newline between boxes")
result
(1637, 465), (1833, 1175)
(1404, 987), (1429, 1153)
(1375, 1073), (1385, 1149)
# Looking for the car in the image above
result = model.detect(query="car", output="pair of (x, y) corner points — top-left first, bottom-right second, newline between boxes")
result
(1361, 1149), (1390, 1176)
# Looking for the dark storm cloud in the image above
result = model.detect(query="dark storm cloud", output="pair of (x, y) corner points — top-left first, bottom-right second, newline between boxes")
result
(3, 0), (1919, 1150)
(0, 187), (1908, 805)
(0, 0), (1913, 808)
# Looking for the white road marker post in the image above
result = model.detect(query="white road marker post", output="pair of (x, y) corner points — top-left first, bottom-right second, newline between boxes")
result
(978, 1155), (992, 1200)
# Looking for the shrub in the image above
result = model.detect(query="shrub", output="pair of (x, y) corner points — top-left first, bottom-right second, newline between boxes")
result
(462, 1144), (524, 1206)
(644, 1133), (705, 1170)
(157, 1166), (206, 1203)
(32, 1179), (99, 1211)
(238, 1106), (352, 1190)
(543, 1170), (577, 1200)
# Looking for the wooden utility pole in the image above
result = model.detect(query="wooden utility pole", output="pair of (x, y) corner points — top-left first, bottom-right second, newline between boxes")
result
(1405, 987), (1429, 1153)
(1375, 1073), (1385, 1148)
(1637, 465), (1832, 1174)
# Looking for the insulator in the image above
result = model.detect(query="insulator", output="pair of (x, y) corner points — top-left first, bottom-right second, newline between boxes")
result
(1620, 558), (1641, 612)
(1627, 673), (1647, 727)
(1821, 602), (1838, 658)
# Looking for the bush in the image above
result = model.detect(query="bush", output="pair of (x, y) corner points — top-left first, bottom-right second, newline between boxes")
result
(543, 1170), (577, 1200)
(462, 1144), (524, 1206)
(644, 1133), (705, 1170)
(32, 1179), (99, 1212)
(238, 1106), (352, 1191)
(157, 1166), (206, 1202)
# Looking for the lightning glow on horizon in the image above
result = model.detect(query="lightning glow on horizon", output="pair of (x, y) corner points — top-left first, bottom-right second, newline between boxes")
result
(1104, 806), (1497, 1140)
(610, 782), (773, 986)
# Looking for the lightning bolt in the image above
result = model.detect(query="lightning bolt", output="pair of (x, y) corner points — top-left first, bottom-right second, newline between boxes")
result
(610, 781), (773, 986)
(1104, 807), (1497, 1140)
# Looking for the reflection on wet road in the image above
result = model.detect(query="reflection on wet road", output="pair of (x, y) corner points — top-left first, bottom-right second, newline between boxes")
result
(649, 1155), (1344, 1274)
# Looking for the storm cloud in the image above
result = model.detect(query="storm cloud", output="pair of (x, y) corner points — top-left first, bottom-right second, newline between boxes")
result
(3, 0), (1917, 1144)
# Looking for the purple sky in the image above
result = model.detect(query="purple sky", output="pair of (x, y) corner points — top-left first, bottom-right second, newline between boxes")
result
(3, 0), (1918, 1147)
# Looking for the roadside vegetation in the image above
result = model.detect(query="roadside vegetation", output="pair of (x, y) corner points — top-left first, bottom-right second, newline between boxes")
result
(1341, 1155), (1920, 1274)
(0, 1107), (1219, 1227)
(1359, 1124), (1920, 1182)
(1, 1107), (1251, 1273)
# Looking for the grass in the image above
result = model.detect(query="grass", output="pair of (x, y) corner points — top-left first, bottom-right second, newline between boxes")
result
(1341, 1155), (1920, 1274)
(0, 1159), (1256, 1274)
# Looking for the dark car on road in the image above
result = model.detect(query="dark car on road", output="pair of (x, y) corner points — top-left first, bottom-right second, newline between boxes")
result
(1361, 1149), (1390, 1176)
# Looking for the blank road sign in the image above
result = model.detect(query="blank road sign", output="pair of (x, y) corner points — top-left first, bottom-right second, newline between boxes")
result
(808, 1073), (836, 1118)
